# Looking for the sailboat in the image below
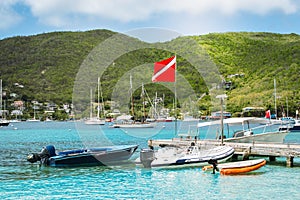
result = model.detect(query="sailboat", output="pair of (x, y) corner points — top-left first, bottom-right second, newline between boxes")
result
(85, 77), (105, 125)
(112, 76), (155, 128)
(27, 101), (40, 122)
(0, 79), (9, 126)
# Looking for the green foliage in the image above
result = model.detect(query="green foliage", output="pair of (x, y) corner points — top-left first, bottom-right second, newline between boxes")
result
(198, 32), (300, 116)
(0, 30), (115, 103)
(1, 30), (300, 117)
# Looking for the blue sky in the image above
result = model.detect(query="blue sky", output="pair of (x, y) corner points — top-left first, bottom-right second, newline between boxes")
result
(1, 0), (300, 40)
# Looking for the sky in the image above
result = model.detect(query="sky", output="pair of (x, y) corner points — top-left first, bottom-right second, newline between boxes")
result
(1, 0), (300, 40)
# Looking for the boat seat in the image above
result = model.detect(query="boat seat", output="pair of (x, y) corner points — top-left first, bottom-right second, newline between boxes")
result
(233, 130), (253, 138)
(58, 149), (86, 156)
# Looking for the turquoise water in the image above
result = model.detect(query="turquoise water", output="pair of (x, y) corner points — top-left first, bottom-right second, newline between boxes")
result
(1, 121), (300, 199)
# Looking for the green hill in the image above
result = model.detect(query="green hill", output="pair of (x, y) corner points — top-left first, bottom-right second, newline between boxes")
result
(0, 29), (116, 104)
(196, 32), (300, 115)
(1, 30), (299, 118)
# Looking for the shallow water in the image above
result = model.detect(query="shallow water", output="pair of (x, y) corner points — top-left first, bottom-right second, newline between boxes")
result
(1, 121), (299, 199)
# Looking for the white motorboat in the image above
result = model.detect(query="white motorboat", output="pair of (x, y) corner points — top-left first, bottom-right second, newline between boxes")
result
(138, 144), (234, 168)
(198, 117), (289, 143)
(279, 119), (300, 132)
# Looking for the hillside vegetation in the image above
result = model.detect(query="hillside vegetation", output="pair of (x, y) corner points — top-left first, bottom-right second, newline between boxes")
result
(0, 30), (299, 117)
(196, 32), (300, 115)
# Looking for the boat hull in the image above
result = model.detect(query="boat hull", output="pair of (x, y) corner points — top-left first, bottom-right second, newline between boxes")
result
(279, 125), (300, 132)
(140, 145), (234, 168)
(198, 117), (290, 143)
(112, 123), (155, 128)
(203, 159), (266, 175)
(48, 145), (138, 167)
(28, 145), (138, 167)
(224, 131), (289, 143)
(0, 121), (9, 126)
(84, 119), (106, 125)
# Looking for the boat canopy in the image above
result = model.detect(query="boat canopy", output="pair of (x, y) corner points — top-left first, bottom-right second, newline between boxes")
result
(197, 117), (269, 128)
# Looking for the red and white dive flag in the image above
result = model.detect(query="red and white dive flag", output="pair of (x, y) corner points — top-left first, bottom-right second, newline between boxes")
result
(152, 56), (176, 82)
(265, 110), (271, 119)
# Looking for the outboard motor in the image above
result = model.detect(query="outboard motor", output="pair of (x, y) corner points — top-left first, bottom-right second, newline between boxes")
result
(140, 149), (155, 168)
(27, 145), (56, 165)
(27, 153), (41, 163)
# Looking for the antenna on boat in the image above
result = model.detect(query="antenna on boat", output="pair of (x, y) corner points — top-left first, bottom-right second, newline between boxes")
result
(216, 94), (228, 145)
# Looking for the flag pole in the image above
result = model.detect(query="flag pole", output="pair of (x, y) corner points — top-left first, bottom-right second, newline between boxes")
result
(152, 55), (177, 134)
(174, 55), (177, 136)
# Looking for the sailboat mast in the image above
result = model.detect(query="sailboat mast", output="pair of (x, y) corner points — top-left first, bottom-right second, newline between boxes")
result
(142, 83), (146, 121)
(130, 75), (134, 117)
(274, 78), (277, 119)
(286, 97), (289, 117)
(97, 77), (100, 119)
(90, 88), (93, 119)
(100, 83), (105, 118)
(33, 102), (36, 120)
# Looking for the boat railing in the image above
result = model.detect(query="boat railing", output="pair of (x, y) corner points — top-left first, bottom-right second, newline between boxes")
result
(246, 123), (281, 134)
(177, 124), (198, 138)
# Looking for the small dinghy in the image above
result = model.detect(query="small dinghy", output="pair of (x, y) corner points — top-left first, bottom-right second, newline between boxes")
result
(202, 158), (266, 175)
(138, 144), (234, 168)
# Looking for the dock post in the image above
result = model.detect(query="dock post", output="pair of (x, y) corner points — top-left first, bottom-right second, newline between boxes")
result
(148, 140), (153, 149)
(286, 156), (294, 167)
(269, 156), (276, 162)
(242, 147), (251, 160)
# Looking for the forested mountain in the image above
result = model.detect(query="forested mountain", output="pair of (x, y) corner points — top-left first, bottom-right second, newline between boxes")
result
(1, 30), (299, 117)
(196, 32), (300, 115)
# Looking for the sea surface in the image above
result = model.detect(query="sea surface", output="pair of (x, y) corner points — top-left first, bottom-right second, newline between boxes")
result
(1, 121), (299, 200)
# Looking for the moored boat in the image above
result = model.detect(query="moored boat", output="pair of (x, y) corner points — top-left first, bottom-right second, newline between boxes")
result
(112, 120), (155, 128)
(27, 144), (138, 167)
(85, 117), (106, 125)
(85, 77), (106, 125)
(0, 119), (9, 126)
(198, 117), (289, 143)
(111, 115), (155, 128)
(279, 119), (300, 132)
(0, 79), (9, 127)
(138, 144), (234, 168)
(202, 158), (266, 175)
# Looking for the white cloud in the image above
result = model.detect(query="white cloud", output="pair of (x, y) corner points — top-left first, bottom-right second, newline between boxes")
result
(0, 0), (22, 29)
(0, 0), (299, 35)
(20, 0), (299, 27)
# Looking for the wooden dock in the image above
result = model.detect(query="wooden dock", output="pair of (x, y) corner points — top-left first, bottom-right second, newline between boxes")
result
(148, 138), (300, 167)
